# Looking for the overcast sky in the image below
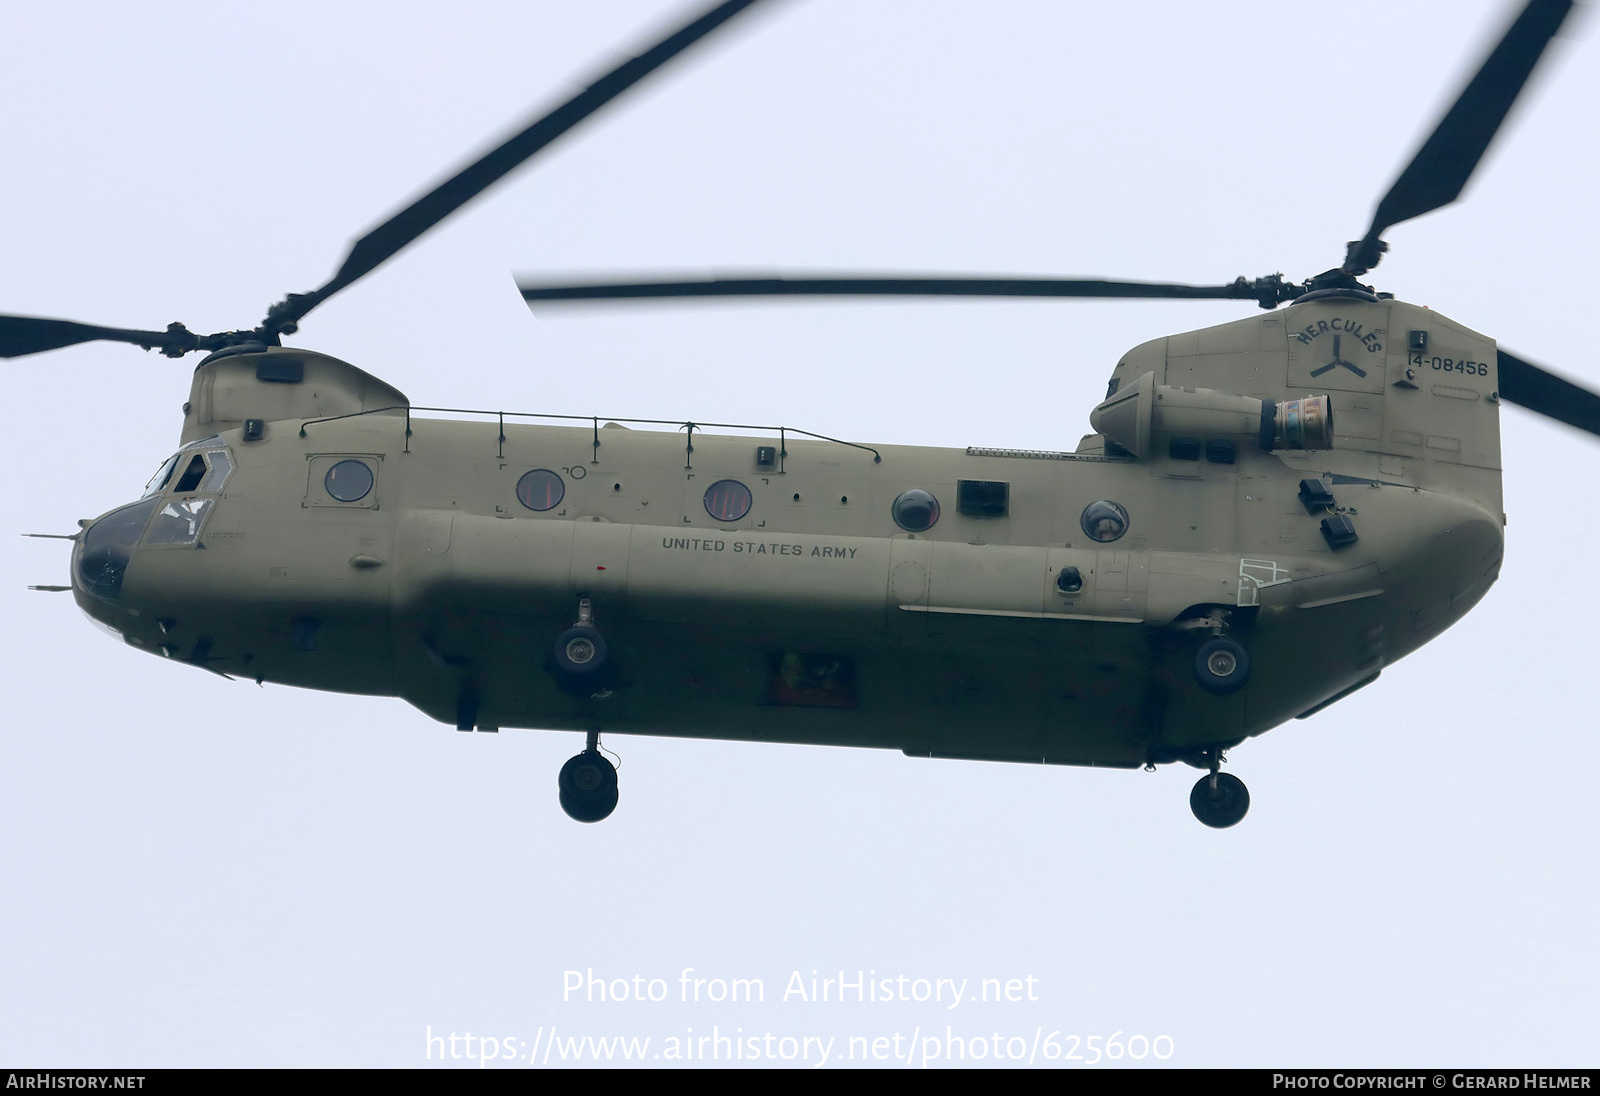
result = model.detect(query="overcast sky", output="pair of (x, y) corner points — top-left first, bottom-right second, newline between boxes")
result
(2, 0), (1596, 1069)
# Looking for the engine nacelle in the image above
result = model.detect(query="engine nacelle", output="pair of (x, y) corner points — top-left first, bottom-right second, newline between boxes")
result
(1089, 372), (1332, 459)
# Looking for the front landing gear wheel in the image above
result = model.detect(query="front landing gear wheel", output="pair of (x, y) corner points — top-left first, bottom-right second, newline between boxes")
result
(552, 625), (609, 695)
(554, 625), (606, 676)
(559, 749), (618, 823)
(1190, 772), (1250, 828)
(1193, 637), (1250, 695)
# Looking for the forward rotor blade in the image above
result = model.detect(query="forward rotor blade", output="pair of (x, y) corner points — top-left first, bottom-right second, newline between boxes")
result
(0, 314), (192, 359)
(1498, 350), (1600, 439)
(519, 274), (1296, 308)
(268, 0), (772, 334)
(1344, 0), (1574, 274)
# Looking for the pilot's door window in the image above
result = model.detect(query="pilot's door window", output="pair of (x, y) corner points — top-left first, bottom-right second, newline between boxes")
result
(173, 455), (207, 493)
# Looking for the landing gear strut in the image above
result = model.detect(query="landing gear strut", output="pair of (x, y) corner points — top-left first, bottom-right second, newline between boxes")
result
(559, 730), (618, 823)
(1189, 764), (1249, 828)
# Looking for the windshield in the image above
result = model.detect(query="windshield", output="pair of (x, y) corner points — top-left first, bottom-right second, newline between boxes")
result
(75, 497), (161, 600)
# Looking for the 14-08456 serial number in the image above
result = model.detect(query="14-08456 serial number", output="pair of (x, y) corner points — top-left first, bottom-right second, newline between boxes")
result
(1413, 352), (1488, 376)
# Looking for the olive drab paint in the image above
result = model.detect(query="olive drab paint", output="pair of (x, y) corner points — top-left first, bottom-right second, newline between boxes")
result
(69, 291), (1505, 778)
(28, 0), (1578, 828)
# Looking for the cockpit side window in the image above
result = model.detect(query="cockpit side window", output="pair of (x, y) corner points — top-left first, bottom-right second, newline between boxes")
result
(143, 446), (234, 499)
(146, 498), (214, 546)
(197, 450), (233, 493)
(174, 455), (207, 493)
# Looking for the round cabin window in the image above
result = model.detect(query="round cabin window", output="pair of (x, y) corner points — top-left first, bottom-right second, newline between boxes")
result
(325, 460), (374, 503)
(891, 489), (941, 532)
(704, 479), (753, 523)
(516, 469), (566, 512)
(1080, 499), (1129, 543)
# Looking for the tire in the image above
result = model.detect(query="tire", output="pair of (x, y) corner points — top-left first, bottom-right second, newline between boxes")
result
(1189, 772), (1250, 828)
(558, 750), (618, 823)
(553, 626), (607, 677)
(1193, 637), (1250, 695)
(552, 626), (610, 696)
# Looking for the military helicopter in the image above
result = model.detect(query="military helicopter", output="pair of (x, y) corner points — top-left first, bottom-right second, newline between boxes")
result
(5, 0), (1593, 828)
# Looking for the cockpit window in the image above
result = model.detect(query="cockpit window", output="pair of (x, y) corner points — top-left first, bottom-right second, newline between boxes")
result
(142, 455), (180, 498)
(142, 447), (234, 499)
(174, 455), (207, 493)
(146, 498), (214, 546)
(197, 450), (232, 493)
(76, 497), (161, 599)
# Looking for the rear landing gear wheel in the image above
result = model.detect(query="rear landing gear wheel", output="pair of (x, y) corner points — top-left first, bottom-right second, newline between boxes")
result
(1190, 771), (1249, 828)
(559, 749), (618, 823)
(1193, 637), (1250, 695)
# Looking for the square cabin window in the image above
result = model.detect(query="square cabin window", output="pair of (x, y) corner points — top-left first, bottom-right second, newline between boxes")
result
(957, 479), (1008, 518)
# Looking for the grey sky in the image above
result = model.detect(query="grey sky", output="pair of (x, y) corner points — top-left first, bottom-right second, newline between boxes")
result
(1, 0), (1596, 1068)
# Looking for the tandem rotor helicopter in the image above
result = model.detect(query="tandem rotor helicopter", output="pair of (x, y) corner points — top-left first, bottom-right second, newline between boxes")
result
(6, 0), (1596, 827)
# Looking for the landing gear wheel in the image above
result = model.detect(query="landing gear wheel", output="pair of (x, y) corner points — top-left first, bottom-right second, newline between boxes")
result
(1189, 771), (1249, 828)
(559, 749), (618, 823)
(1193, 637), (1250, 695)
(552, 625), (609, 694)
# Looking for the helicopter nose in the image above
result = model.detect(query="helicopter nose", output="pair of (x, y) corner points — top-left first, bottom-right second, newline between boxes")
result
(72, 497), (160, 602)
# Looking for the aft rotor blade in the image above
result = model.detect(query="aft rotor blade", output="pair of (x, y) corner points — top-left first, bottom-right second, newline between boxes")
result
(1498, 350), (1600, 439)
(1343, 0), (1574, 274)
(519, 274), (1298, 308)
(268, 0), (772, 335)
(0, 314), (194, 359)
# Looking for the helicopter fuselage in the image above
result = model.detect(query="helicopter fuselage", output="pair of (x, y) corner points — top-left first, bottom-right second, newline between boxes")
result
(70, 292), (1506, 769)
